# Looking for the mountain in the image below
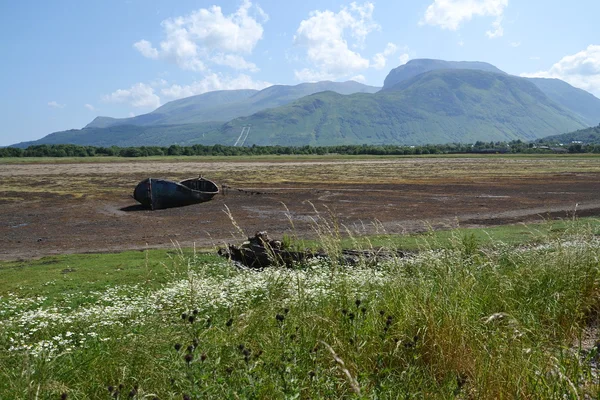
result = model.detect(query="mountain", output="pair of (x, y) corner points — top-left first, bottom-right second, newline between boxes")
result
(382, 59), (506, 90)
(14, 61), (596, 148)
(85, 81), (379, 129)
(212, 69), (586, 146)
(85, 89), (259, 128)
(382, 59), (600, 126)
(540, 124), (600, 144)
(526, 78), (600, 126)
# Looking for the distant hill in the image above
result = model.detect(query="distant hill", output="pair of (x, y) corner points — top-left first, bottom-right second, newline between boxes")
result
(12, 122), (223, 148)
(382, 59), (600, 126)
(85, 81), (379, 129)
(540, 124), (600, 144)
(213, 69), (586, 146)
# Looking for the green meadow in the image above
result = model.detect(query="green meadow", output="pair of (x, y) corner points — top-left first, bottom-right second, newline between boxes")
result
(1, 219), (600, 399)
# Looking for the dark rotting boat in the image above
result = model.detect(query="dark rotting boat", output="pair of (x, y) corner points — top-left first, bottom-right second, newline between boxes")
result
(133, 176), (219, 210)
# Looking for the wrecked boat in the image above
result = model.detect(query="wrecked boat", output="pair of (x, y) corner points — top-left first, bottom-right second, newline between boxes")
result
(133, 176), (219, 210)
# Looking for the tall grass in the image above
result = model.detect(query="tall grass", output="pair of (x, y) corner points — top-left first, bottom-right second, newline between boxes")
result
(1, 220), (599, 399)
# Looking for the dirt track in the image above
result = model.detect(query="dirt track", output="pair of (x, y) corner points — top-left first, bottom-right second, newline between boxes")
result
(1, 157), (600, 261)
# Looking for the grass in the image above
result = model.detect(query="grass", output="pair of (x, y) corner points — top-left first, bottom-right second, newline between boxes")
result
(1, 219), (600, 399)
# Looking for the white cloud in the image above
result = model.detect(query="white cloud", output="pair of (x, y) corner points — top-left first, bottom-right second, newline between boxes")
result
(210, 53), (259, 71)
(521, 45), (600, 97)
(372, 43), (398, 70)
(510, 41), (521, 47)
(133, 40), (159, 59)
(421, 0), (508, 36)
(134, 0), (267, 72)
(485, 16), (503, 38)
(161, 73), (272, 100)
(84, 104), (95, 111)
(398, 53), (410, 65)
(129, 112), (136, 118)
(103, 83), (161, 109)
(48, 101), (65, 109)
(350, 74), (366, 83)
(293, 2), (378, 81)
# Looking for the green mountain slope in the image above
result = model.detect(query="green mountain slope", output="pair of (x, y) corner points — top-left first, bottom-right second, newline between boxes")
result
(540, 124), (600, 144)
(85, 81), (379, 129)
(527, 78), (600, 126)
(214, 69), (586, 146)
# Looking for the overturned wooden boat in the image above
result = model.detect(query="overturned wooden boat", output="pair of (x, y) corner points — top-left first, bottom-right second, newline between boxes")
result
(133, 176), (219, 210)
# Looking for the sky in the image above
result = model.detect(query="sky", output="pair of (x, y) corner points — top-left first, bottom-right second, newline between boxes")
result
(1, 0), (599, 146)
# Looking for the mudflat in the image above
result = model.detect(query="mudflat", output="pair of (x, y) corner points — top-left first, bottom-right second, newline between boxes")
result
(2, 156), (600, 260)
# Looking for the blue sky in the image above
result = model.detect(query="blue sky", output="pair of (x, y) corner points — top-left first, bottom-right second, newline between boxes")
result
(1, 0), (599, 146)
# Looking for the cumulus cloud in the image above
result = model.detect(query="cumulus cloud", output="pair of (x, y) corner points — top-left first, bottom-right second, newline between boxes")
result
(48, 101), (65, 109)
(103, 83), (161, 109)
(161, 73), (272, 100)
(84, 104), (95, 111)
(293, 2), (378, 81)
(210, 53), (259, 71)
(521, 45), (600, 97)
(133, 0), (267, 72)
(372, 43), (398, 70)
(398, 53), (410, 65)
(421, 0), (508, 36)
(350, 74), (366, 83)
(485, 16), (503, 38)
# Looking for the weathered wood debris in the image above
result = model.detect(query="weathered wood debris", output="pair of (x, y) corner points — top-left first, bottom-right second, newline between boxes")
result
(218, 231), (407, 269)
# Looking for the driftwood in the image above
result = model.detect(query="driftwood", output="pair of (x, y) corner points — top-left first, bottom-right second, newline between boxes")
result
(218, 231), (407, 269)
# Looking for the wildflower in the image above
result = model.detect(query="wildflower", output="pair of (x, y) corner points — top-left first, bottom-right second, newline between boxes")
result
(184, 353), (193, 365)
(107, 386), (114, 394)
(355, 299), (361, 307)
(275, 314), (285, 323)
(379, 310), (385, 316)
(61, 393), (68, 400)
(183, 395), (191, 400)
(193, 338), (199, 347)
(226, 318), (233, 327)
(192, 309), (198, 315)
(341, 309), (348, 315)
(187, 345), (194, 353)
(181, 313), (187, 320)
(361, 307), (366, 314)
(174, 343), (182, 351)
(201, 353), (207, 362)
(284, 307), (290, 314)
(188, 315), (195, 324)
(348, 313), (355, 321)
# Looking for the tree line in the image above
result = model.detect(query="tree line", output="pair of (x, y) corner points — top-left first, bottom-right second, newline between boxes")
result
(1, 141), (598, 158)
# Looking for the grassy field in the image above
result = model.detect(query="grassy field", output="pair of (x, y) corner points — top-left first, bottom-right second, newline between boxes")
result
(1, 219), (599, 399)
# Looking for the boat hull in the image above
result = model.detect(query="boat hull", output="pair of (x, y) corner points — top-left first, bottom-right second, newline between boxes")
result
(133, 178), (219, 210)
